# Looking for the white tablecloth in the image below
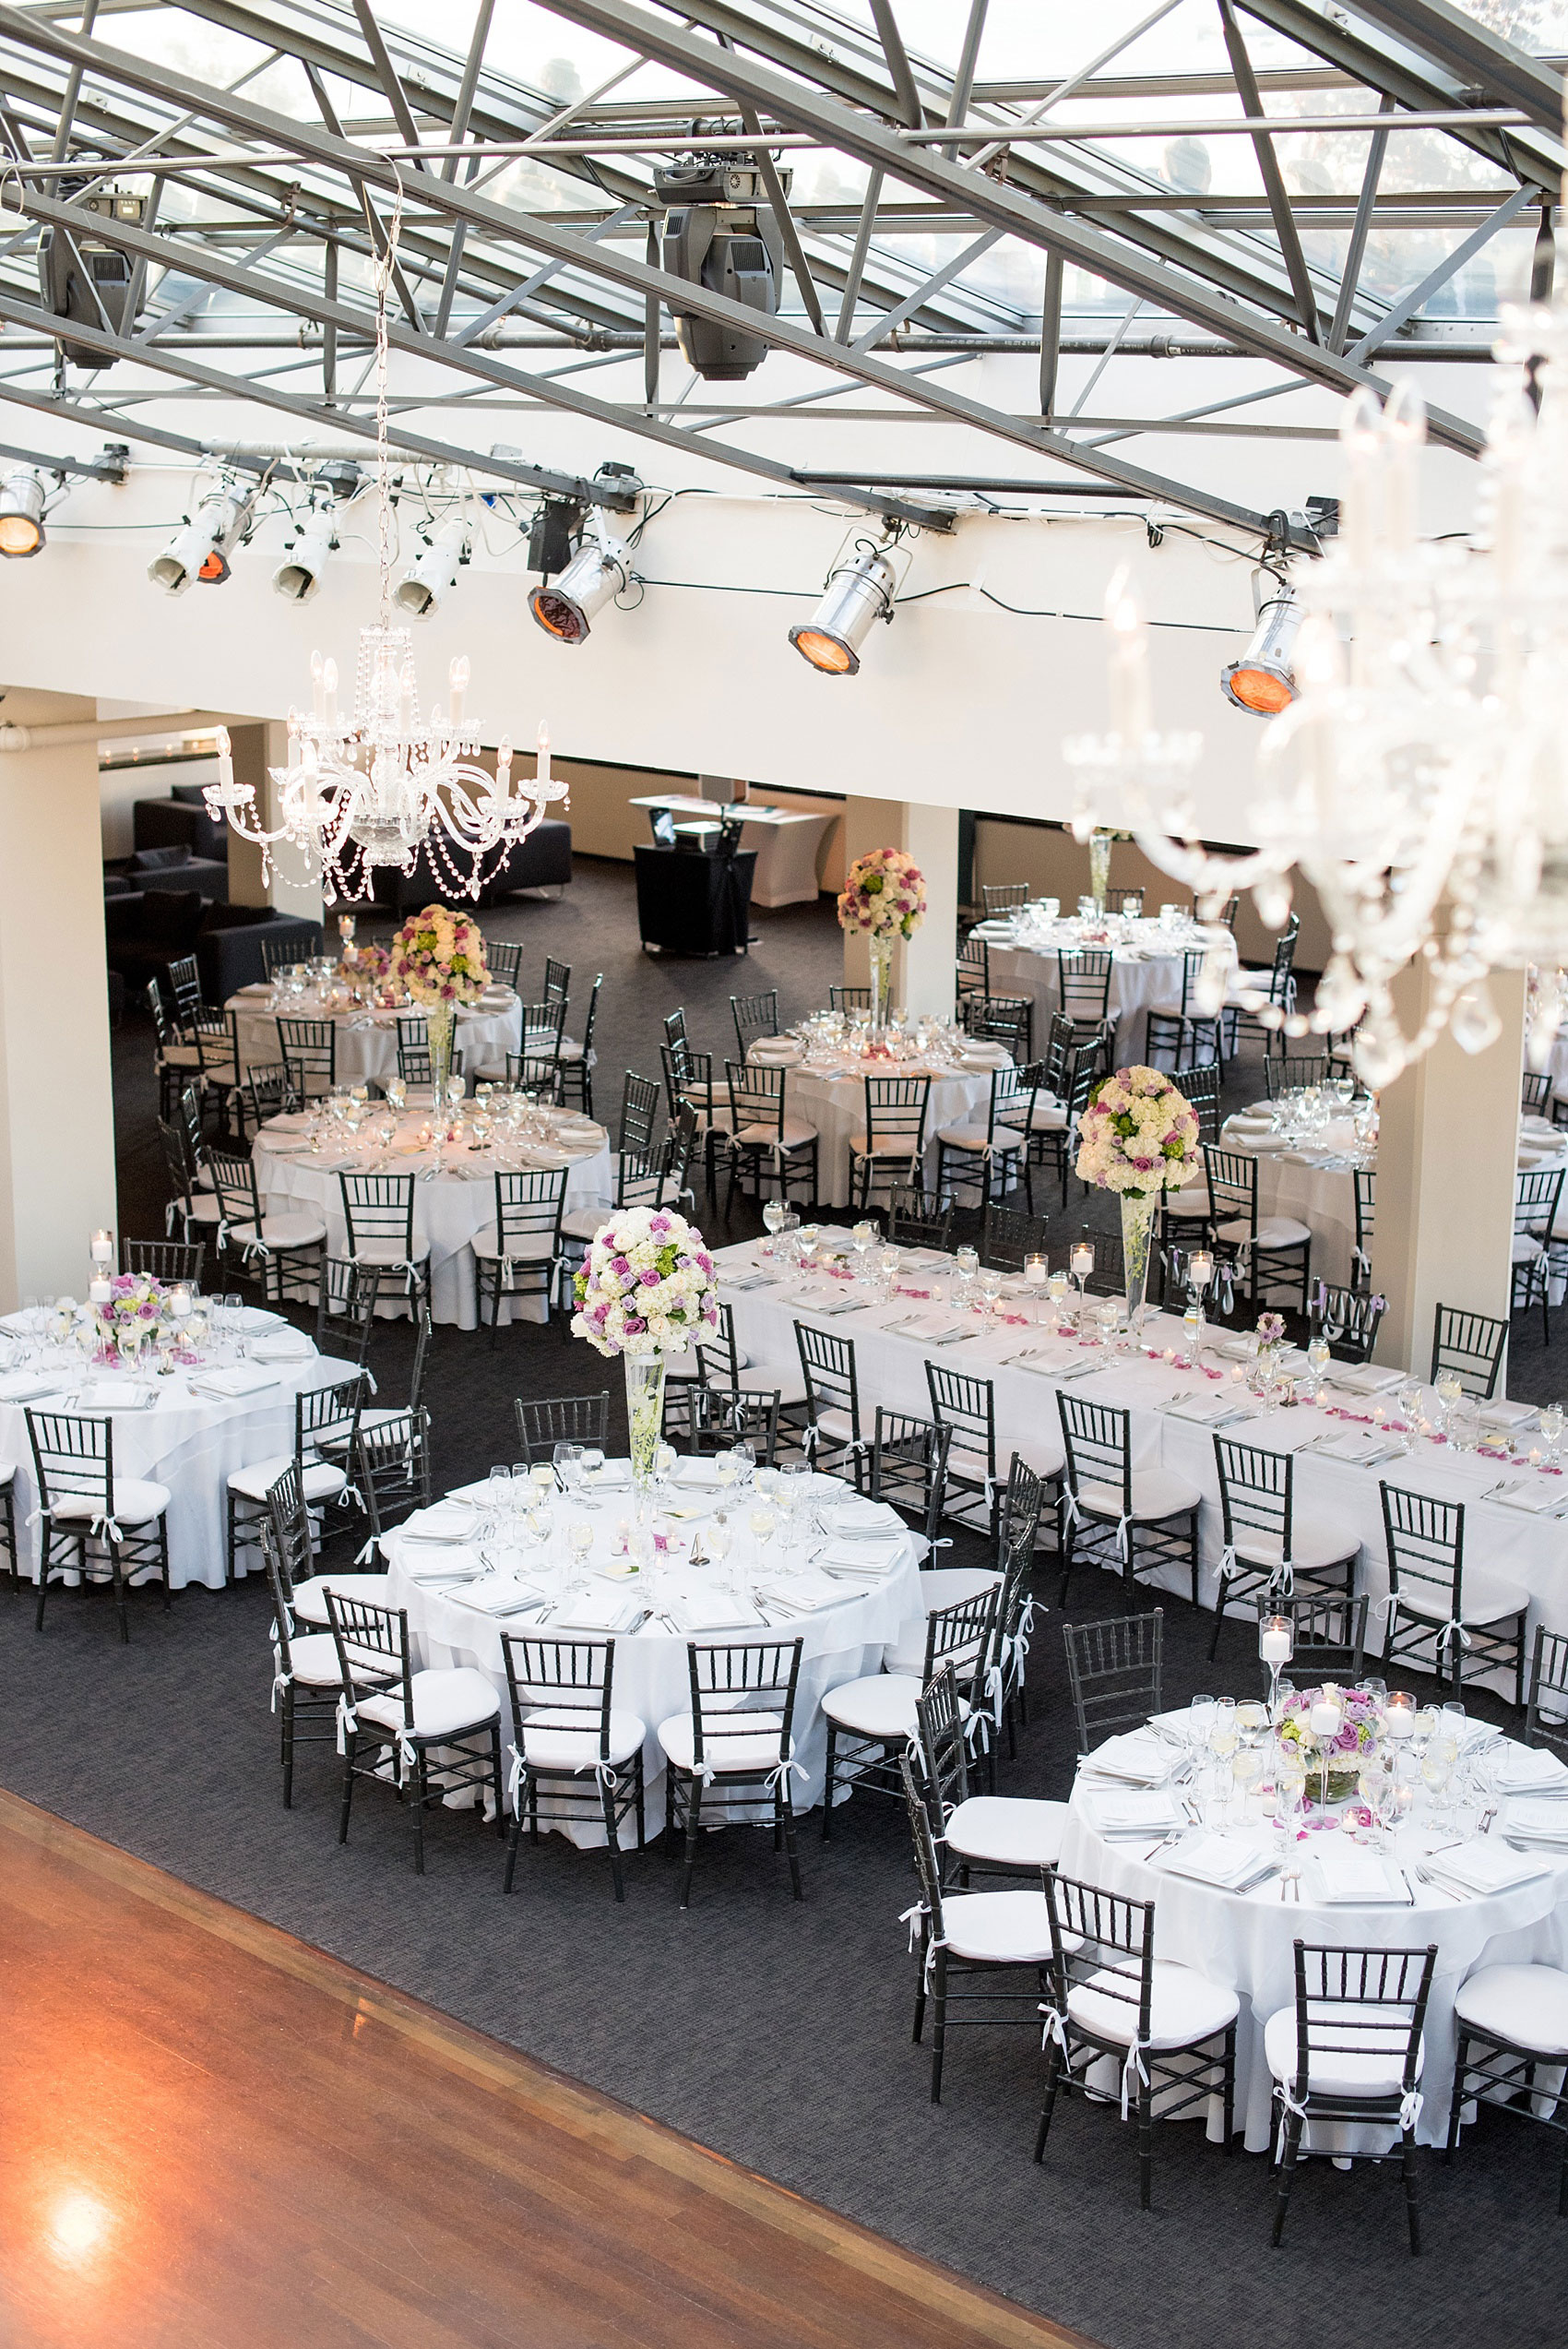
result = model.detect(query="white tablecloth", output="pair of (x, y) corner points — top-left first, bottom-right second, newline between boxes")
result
(981, 916), (1237, 1060)
(226, 985), (522, 1089)
(252, 1112), (613, 1329)
(0, 1333), (358, 1591)
(744, 1048), (1005, 1209)
(717, 1236), (1568, 1685)
(1060, 1731), (1568, 2152)
(382, 1468), (924, 1841)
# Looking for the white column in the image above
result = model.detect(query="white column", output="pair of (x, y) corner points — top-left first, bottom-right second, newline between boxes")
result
(841, 798), (957, 1021)
(0, 691), (117, 1304)
(1370, 964), (1525, 1385)
(224, 720), (324, 925)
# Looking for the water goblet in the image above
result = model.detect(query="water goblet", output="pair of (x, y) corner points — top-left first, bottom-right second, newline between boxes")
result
(977, 1266), (1004, 1320)
(552, 1440), (583, 1503)
(578, 1446), (605, 1508)
(566, 1520), (595, 1590)
(1231, 1740), (1265, 1824)
(1538, 1401), (1565, 1463)
(762, 1198), (788, 1255)
(1434, 1368), (1464, 1430)
(850, 1220), (877, 1281)
(707, 1513), (734, 1589)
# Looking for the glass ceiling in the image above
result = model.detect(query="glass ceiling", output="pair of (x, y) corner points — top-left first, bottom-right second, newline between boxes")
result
(0, 0), (1560, 539)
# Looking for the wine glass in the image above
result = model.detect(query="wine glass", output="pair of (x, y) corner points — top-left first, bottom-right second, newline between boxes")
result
(578, 1445), (605, 1508)
(707, 1513), (734, 1590)
(1231, 1739), (1265, 1823)
(1188, 1693), (1217, 1763)
(1434, 1368), (1464, 1429)
(552, 1440), (583, 1503)
(748, 1507), (777, 1592)
(850, 1220), (877, 1281)
(762, 1198), (787, 1254)
(566, 1520), (594, 1591)
(1420, 1741), (1454, 1829)
(1274, 1745), (1307, 1858)
(977, 1266), (1004, 1320)
(1538, 1400), (1565, 1464)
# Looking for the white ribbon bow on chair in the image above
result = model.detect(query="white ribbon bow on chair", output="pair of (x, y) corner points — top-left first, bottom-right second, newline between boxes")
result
(270, 1663), (292, 1713)
(1436, 1618), (1472, 1662)
(1039, 2002), (1069, 2055)
(1120, 2034), (1151, 2121)
(335, 1693), (358, 1753)
(899, 1899), (928, 1955)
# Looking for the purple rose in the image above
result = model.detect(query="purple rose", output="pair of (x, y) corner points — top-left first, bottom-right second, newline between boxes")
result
(648, 1213), (669, 1234)
(612, 1255), (630, 1275)
(640, 1268), (660, 1287)
(624, 1315), (646, 1334)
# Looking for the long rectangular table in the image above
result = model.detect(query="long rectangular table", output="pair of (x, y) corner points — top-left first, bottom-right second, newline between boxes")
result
(717, 1234), (1568, 1692)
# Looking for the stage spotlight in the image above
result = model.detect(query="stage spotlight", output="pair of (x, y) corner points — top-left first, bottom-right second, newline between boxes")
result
(393, 517), (469, 618)
(528, 524), (630, 645)
(148, 481), (257, 593)
(789, 542), (897, 675)
(1220, 576), (1302, 714)
(0, 470), (46, 557)
(273, 508), (338, 603)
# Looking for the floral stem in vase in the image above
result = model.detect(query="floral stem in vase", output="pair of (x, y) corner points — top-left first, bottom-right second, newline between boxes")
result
(624, 1353), (666, 1500)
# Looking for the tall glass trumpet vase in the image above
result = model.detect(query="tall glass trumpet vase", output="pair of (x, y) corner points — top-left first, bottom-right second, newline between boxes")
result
(624, 1353), (667, 1506)
(426, 1000), (457, 1095)
(869, 933), (895, 1041)
(1120, 1191), (1158, 1339)
(1088, 829), (1113, 915)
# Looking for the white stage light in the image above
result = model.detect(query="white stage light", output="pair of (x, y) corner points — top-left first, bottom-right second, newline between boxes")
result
(393, 517), (469, 618)
(0, 470), (46, 557)
(148, 482), (256, 593)
(528, 528), (630, 645)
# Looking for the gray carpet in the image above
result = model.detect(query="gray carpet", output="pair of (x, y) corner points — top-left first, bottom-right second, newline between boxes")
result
(6, 864), (1561, 2349)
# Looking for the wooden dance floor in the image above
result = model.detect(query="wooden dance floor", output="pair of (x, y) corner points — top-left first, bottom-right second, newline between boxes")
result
(0, 1792), (1089, 2349)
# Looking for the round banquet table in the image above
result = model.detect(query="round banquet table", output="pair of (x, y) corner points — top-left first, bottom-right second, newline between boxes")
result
(744, 1043), (1016, 1209)
(980, 913), (1237, 1060)
(225, 983), (522, 1090)
(381, 1465), (924, 1842)
(1217, 1109), (1568, 1294)
(0, 1315), (356, 1590)
(1059, 1719), (1568, 2153)
(252, 1109), (613, 1328)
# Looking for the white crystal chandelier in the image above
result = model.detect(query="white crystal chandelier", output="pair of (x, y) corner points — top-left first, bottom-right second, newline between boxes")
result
(1065, 297), (1568, 1089)
(205, 191), (564, 900)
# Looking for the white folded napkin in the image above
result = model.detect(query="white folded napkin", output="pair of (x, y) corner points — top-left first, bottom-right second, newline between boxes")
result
(666, 1590), (755, 1631)
(1313, 1428), (1403, 1464)
(673, 1456), (725, 1487)
(822, 1537), (904, 1576)
(1087, 1787), (1184, 1835)
(0, 1369), (68, 1403)
(550, 1585), (642, 1632)
(828, 1499), (900, 1533)
(890, 1313), (970, 1342)
(405, 1543), (483, 1582)
(402, 1505), (475, 1543)
(1311, 1842), (1412, 1904)
(457, 1582), (547, 1618)
(189, 1365), (281, 1400)
(1503, 1800), (1568, 1844)
(757, 1567), (841, 1612)
(1083, 1729), (1180, 1787)
(1491, 1479), (1567, 1516)
(1165, 1393), (1246, 1426)
(1479, 1400), (1538, 1430)
(77, 1377), (157, 1411)
(1329, 1365), (1403, 1395)
(1492, 1745), (1568, 1795)
(250, 1334), (316, 1364)
(1424, 1840), (1550, 1895)
(1159, 1832), (1276, 1890)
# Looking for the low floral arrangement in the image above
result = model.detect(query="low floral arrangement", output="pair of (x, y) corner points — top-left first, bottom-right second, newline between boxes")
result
(388, 904), (490, 1008)
(571, 1206), (719, 1359)
(346, 939), (391, 984)
(1257, 1311), (1287, 1347)
(1075, 1066), (1200, 1198)
(1277, 1686), (1381, 1799)
(90, 1271), (173, 1353)
(837, 848), (927, 939)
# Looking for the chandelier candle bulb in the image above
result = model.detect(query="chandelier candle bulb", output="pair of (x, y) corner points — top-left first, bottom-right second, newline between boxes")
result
(1105, 570), (1151, 743)
(537, 722), (551, 789)
(448, 655), (469, 724)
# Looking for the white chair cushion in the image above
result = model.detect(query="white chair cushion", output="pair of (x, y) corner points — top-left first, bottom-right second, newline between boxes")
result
(227, 1213), (327, 1249)
(229, 1453), (347, 1505)
(935, 1123), (1023, 1152)
(946, 1444), (996, 1487)
(1396, 1568), (1529, 1627)
(357, 1665), (501, 1742)
(560, 1209), (612, 1243)
(1074, 1959), (1240, 2052)
(184, 1195), (224, 1225)
(944, 1795), (1067, 1872)
(1213, 1214), (1312, 1249)
(292, 1570), (393, 1627)
(1263, 2000), (1423, 2100)
(471, 1223), (556, 1262)
(848, 1133), (923, 1159)
(1454, 1962), (1568, 2057)
(52, 1478), (170, 1527)
(656, 1709), (788, 1776)
(520, 1707), (647, 1772)
(350, 1237), (430, 1268)
(1512, 1234), (1546, 1264)
(1077, 1468), (1201, 1524)
(941, 1887), (1056, 1966)
(160, 1043), (202, 1067)
(998, 1095), (1067, 1133)
(821, 1672), (920, 1739)
(814, 1406), (859, 1446)
(732, 1117), (817, 1150)
(1231, 1519), (1360, 1574)
(281, 1630), (342, 1689)
(919, 1566), (1002, 1609)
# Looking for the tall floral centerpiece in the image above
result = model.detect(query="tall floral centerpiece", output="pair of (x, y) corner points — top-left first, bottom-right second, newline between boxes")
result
(1075, 1067), (1201, 1333)
(387, 904), (489, 1093)
(571, 1206), (719, 1498)
(837, 848), (927, 1036)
